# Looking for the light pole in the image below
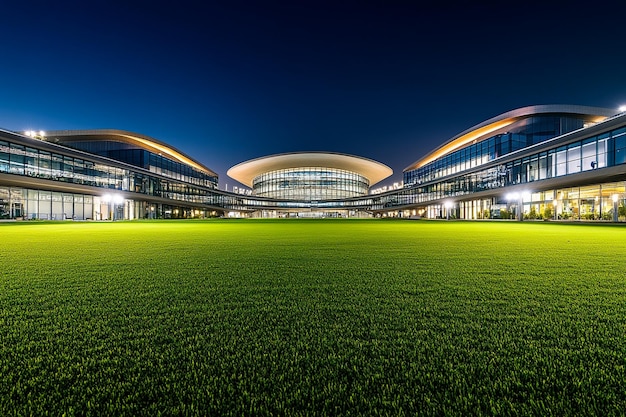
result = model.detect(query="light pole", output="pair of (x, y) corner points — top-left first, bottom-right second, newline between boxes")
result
(506, 192), (520, 221)
(113, 194), (124, 221)
(101, 194), (112, 220)
(521, 192), (531, 221)
(445, 201), (453, 220)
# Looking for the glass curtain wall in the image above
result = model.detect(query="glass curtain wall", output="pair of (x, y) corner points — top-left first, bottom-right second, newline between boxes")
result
(0, 187), (94, 220)
(0, 138), (226, 212)
(404, 115), (588, 186)
(397, 125), (626, 206)
(57, 140), (218, 188)
(252, 167), (369, 200)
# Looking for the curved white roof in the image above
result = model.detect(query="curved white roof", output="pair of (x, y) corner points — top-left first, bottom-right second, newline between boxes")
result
(45, 129), (218, 177)
(403, 104), (616, 172)
(228, 152), (393, 187)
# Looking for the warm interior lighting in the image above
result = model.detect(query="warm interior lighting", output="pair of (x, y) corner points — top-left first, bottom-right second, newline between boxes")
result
(410, 118), (517, 170)
(506, 192), (520, 201)
(120, 134), (211, 175)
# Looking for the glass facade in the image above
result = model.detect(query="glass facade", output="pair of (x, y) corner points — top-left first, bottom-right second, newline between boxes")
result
(0, 135), (233, 219)
(252, 167), (369, 200)
(2, 108), (626, 221)
(53, 140), (218, 188)
(0, 187), (96, 220)
(404, 115), (590, 187)
(394, 125), (624, 205)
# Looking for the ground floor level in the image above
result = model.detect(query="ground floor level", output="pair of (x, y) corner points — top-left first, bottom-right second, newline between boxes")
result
(3, 180), (626, 222)
(384, 181), (626, 222)
(245, 209), (373, 219)
(0, 186), (222, 220)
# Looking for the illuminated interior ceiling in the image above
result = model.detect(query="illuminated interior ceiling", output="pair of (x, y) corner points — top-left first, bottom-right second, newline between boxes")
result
(228, 152), (393, 188)
(410, 118), (516, 170)
(45, 129), (217, 177)
(403, 105), (614, 173)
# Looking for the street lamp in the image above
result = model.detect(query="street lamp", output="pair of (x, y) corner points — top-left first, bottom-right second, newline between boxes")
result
(113, 194), (124, 221)
(445, 200), (453, 220)
(102, 194), (123, 220)
(101, 194), (112, 220)
(506, 192), (522, 221)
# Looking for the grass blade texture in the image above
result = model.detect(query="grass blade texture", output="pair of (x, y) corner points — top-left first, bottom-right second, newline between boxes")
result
(1, 219), (625, 415)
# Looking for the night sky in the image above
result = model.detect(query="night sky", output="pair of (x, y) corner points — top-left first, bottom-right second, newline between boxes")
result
(2, 1), (626, 188)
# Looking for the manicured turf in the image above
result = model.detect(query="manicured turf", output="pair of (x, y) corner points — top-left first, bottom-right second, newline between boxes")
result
(1, 219), (625, 415)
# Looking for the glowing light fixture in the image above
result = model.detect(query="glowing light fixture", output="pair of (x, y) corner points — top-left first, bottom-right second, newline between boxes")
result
(445, 200), (453, 220)
(506, 192), (520, 201)
(24, 130), (46, 138)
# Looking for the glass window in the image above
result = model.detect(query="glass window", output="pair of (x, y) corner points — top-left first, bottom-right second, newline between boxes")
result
(73, 159), (85, 184)
(615, 133), (626, 165)
(512, 160), (521, 184)
(24, 147), (38, 176)
(567, 142), (581, 174)
(39, 151), (51, 179)
(582, 139), (596, 171)
(539, 152), (548, 180)
(555, 146), (567, 176)
(529, 155), (539, 182)
(521, 158), (529, 183)
(51, 154), (63, 179)
(0, 141), (9, 172)
(9, 144), (25, 175)
(547, 149), (555, 179)
(597, 134), (608, 168)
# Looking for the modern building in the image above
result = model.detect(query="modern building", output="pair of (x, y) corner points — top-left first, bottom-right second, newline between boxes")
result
(228, 152), (392, 199)
(227, 152), (392, 217)
(0, 129), (228, 220)
(2, 103), (626, 221)
(386, 105), (626, 220)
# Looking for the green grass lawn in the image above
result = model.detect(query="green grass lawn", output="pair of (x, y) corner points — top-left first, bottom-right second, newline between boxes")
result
(1, 219), (625, 415)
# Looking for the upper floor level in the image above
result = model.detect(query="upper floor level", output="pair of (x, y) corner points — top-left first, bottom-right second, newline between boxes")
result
(403, 105), (616, 187)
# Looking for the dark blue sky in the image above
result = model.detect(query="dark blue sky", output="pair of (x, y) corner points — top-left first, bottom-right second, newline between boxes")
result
(2, 1), (625, 187)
